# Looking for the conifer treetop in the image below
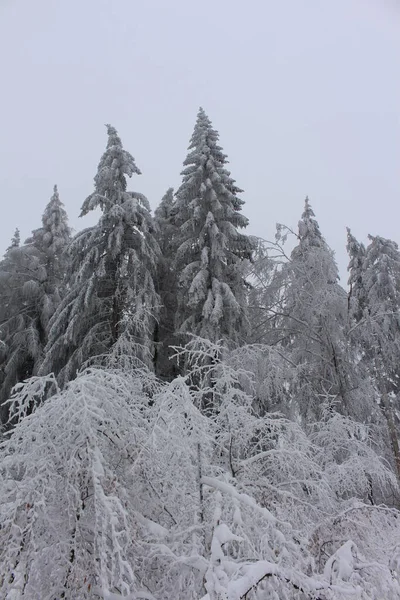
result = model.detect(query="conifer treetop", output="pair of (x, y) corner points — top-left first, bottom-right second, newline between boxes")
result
(364, 234), (400, 311)
(6, 227), (20, 251)
(297, 196), (324, 249)
(173, 108), (252, 342)
(80, 124), (141, 216)
(35, 184), (70, 256)
(184, 106), (222, 160)
(177, 107), (246, 219)
(346, 227), (366, 309)
(346, 227), (366, 265)
(293, 198), (339, 282)
(155, 187), (174, 223)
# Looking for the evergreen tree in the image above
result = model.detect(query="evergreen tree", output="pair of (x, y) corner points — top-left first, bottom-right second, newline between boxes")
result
(173, 108), (253, 345)
(155, 187), (175, 237)
(345, 228), (388, 425)
(359, 235), (400, 479)
(154, 188), (179, 379)
(346, 227), (367, 322)
(30, 186), (70, 262)
(28, 184), (71, 330)
(41, 125), (159, 386)
(362, 235), (400, 366)
(6, 228), (20, 251)
(0, 240), (40, 422)
(278, 199), (352, 420)
(0, 187), (70, 422)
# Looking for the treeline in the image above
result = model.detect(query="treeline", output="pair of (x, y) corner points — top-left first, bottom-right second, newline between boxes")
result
(1, 109), (400, 598)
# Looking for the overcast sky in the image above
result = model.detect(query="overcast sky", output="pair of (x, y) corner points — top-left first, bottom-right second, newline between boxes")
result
(0, 0), (399, 279)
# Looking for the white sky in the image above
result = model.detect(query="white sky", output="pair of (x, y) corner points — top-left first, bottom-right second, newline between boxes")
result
(0, 0), (399, 279)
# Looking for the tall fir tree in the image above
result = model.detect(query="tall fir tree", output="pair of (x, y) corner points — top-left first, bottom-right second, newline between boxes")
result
(41, 125), (160, 386)
(6, 228), (20, 251)
(155, 187), (175, 235)
(28, 185), (71, 330)
(154, 187), (179, 379)
(346, 227), (367, 322)
(0, 237), (39, 422)
(358, 235), (400, 479)
(278, 199), (354, 420)
(0, 187), (70, 422)
(173, 108), (253, 345)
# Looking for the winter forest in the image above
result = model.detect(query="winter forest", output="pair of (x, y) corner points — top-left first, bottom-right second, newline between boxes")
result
(1, 108), (400, 600)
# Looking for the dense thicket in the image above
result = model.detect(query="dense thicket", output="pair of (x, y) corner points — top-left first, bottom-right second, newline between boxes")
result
(1, 110), (400, 599)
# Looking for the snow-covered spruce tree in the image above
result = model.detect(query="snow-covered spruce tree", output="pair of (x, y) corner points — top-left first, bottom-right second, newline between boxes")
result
(276, 199), (357, 421)
(41, 125), (160, 386)
(153, 187), (180, 379)
(0, 188), (70, 423)
(154, 187), (175, 244)
(346, 227), (367, 323)
(357, 235), (400, 480)
(0, 240), (41, 423)
(28, 185), (71, 303)
(173, 108), (253, 346)
(345, 229), (393, 453)
(6, 228), (20, 251)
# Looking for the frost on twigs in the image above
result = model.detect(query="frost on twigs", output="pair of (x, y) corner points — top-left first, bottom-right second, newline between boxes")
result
(6, 373), (58, 424)
(0, 366), (151, 599)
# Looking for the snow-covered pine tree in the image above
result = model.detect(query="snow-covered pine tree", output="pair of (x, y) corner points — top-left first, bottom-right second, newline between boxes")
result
(346, 227), (367, 322)
(358, 235), (400, 479)
(30, 185), (70, 258)
(361, 235), (400, 378)
(277, 198), (353, 420)
(154, 187), (180, 379)
(0, 238), (39, 423)
(41, 125), (160, 386)
(28, 184), (71, 330)
(345, 228), (388, 424)
(173, 108), (253, 346)
(0, 188), (70, 423)
(155, 187), (175, 236)
(6, 228), (20, 251)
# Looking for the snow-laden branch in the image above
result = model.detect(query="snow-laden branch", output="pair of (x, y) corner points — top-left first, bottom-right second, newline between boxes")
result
(224, 559), (358, 600)
(202, 476), (288, 528)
